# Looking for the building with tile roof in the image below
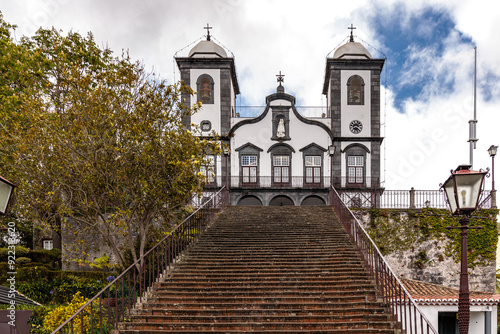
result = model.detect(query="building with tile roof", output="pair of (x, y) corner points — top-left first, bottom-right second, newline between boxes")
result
(402, 278), (499, 333)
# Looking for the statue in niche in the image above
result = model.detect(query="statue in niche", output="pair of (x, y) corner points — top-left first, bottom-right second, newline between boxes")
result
(277, 118), (286, 138)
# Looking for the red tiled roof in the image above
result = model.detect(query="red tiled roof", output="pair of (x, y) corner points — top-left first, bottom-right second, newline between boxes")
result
(401, 278), (500, 306)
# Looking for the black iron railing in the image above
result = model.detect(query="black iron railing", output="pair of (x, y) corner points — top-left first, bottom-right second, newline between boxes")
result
(330, 186), (438, 334)
(338, 188), (493, 209)
(51, 187), (229, 334)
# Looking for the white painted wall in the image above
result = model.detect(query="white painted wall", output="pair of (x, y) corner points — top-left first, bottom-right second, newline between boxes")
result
(190, 68), (222, 135)
(230, 98), (331, 180)
(340, 70), (371, 137)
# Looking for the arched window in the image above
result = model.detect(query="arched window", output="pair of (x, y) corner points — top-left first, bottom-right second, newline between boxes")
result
(347, 75), (364, 105)
(197, 74), (214, 104)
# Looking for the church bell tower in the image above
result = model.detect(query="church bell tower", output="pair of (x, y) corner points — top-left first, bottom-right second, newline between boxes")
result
(323, 26), (385, 190)
(175, 25), (239, 137)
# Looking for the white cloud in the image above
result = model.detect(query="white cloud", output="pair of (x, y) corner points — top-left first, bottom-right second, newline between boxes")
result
(2, 0), (499, 192)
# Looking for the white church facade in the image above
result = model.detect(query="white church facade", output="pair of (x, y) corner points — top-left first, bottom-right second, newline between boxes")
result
(176, 29), (384, 206)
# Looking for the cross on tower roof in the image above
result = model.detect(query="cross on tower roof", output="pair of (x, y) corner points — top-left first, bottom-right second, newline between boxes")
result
(204, 23), (212, 41)
(348, 24), (356, 42)
(276, 71), (285, 86)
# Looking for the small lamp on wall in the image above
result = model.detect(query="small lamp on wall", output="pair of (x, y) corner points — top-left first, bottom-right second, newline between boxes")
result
(328, 145), (336, 156)
(328, 145), (336, 187)
(223, 147), (230, 188)
(488, 145), (497, 209)
(0, 176), (16, 215)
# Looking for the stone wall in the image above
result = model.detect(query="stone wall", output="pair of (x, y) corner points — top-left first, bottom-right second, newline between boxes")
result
(354, 209), (497, 293)
(61, 219), (121, 271)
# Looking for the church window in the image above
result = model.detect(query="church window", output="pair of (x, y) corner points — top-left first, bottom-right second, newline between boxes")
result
(197, 74), (214, 104)
(200, 155), (216, 184)
(305, 155), (321, 184)
(273, 155), (290, 184)
(43, 240), (54, 250)
(347, 75), (364, 105)
(347, 155), (364, 185)
(241, 155), (257, 184)
(200, 120), (211, 132)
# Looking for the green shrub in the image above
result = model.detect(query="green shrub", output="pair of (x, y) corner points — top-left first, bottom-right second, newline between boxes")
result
(30, 248), (61, 268)
(16, 275), (110, 304)
(58, 271), (113, 281)
(16, 256), (32, 265)
(0, 245), (30, 260)
(17, 264), (52, 282)
(17, 280), (54, 304)
(51, 277), (108, 303)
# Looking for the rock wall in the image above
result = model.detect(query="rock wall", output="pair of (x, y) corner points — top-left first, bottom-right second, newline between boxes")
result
(354, 209), (497, 293)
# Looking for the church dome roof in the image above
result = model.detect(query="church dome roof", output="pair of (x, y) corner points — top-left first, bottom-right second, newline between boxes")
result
(188, 40), (227, 58)
(333, 41), (371, 59)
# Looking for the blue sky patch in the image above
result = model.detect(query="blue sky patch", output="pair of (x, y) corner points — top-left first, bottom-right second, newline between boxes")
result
(368, 6), (475, 110)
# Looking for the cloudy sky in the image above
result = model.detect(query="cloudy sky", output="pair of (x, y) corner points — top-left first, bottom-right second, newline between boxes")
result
(2, 0), (499, 191)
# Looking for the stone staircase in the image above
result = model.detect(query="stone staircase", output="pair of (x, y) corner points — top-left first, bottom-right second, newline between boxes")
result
(119, 206), (398, 333)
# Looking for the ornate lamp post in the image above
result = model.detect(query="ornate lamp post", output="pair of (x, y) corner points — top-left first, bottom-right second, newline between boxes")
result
(441, 164), (487, 334)
(488, 145), (497, 209)
(0, 176), (16, 215)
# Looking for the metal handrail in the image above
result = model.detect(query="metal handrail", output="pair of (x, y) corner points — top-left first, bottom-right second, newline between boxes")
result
(51, 187), (229, 334)
(330, 186), (438, 334)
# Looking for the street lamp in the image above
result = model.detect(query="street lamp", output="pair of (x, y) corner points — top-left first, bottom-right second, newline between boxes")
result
(223, 147), (230, 188)
(441, 164), (487, 334)
(488, 145), (497, 209)
(0, 176), (16, 215)
(328, 145), (336, 187)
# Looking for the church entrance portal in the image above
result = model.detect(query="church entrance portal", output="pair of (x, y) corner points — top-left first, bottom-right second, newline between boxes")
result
(269, 195), (294, 206)
(237, 196), (263, 206)
(301, 196), (326, 206)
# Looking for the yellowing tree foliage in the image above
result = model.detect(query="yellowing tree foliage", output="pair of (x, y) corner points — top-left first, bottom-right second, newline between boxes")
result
(0, 13), (218, 269)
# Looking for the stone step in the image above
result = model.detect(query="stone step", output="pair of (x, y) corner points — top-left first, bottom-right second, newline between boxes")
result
(149, 290), (377, 299)
(146, 295), (376, 304)
(137, 306), (388, 317)
(118, 330), (396, 334)
(170, 265), (368, 273)
(129, 313), (391, 324)
(157, 281), (376, 290)
(139, 300), (386, 311)
(169, 270), (369, 277)
(162, 277), (374, 284)
(120, 320), (395, 331)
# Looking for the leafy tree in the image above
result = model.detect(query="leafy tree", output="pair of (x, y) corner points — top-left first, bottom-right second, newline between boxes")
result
(0, 13), (218, 270)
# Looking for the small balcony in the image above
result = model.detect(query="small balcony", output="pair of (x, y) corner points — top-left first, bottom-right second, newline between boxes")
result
(204, 175), (384, 190)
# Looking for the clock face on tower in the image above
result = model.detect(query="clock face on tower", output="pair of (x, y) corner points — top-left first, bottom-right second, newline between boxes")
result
(349, 120), (363, 134)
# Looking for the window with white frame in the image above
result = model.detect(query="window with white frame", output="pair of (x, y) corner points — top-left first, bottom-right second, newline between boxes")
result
(43, 240), (54, 250)
(273, 155), (290, 183)
(305, 155), (321, 183)
(200, 155), (215, 183)
(241, 155), (257, 183)
(347, 155), (364, 184)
